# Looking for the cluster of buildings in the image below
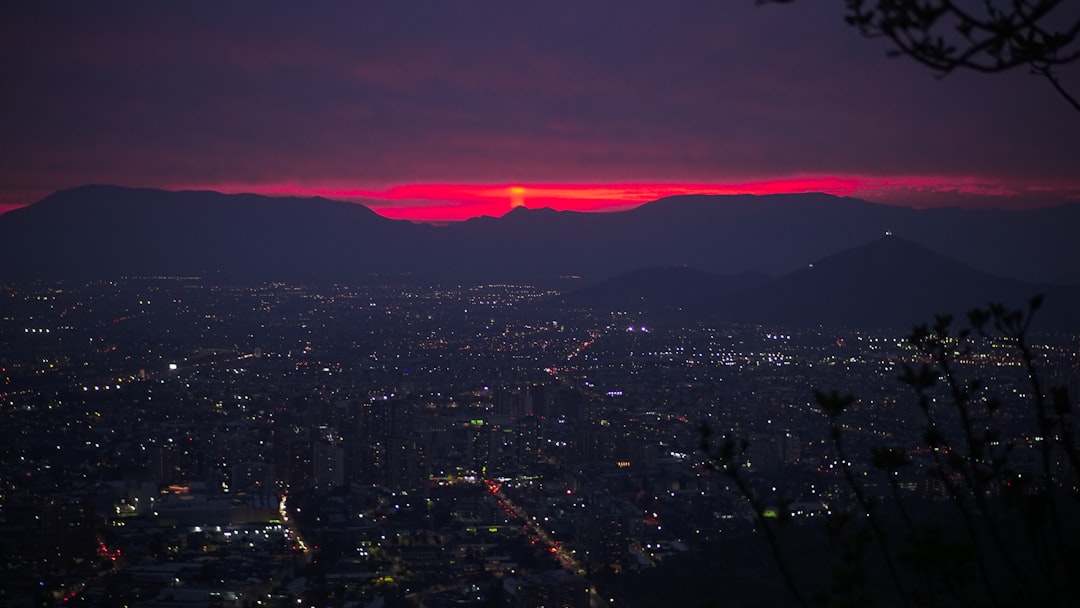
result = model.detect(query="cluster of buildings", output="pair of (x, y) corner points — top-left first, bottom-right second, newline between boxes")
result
(1, 279), (1076, 606)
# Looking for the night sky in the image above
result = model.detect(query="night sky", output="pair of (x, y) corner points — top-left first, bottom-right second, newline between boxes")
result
(3, 2), (1079, 221)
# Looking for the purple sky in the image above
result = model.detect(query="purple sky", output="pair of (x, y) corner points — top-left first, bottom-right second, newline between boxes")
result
(2, 2), (1078, 220)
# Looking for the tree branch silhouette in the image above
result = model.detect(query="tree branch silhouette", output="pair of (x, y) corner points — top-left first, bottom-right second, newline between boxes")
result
(702, 297), (1080, 606)
(759, 0), (1080, 112)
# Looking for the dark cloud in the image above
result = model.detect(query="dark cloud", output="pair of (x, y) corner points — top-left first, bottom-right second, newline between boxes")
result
(1, 2), (1077, 213)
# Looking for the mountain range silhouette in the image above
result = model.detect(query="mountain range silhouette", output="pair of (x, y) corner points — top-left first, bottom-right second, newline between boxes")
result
(2, 185), (1076, 329)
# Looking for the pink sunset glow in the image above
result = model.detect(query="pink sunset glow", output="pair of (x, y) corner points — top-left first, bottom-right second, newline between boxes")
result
(2, 175), (1076, 223)
(3, 5), (1078, 224)
(177, 175), (1080, 223)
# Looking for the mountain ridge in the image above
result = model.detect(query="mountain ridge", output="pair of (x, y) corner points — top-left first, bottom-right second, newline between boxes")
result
(2, 185), (1079, 288)
(710, 234), (1067, 328)
(564, 236), (1079, 331)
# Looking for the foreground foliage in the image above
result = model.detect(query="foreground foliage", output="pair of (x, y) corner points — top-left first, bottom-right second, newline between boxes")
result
(761, 0), (1080, 111)
(703, 296), (1080, 607)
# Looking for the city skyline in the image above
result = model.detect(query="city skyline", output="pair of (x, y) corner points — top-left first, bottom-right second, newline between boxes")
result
(4, 277), (1075, 606)
(4, 4), (1079, 605)
(3, 3), (1080, 221)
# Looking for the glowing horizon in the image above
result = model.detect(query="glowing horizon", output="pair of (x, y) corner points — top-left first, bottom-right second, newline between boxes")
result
(184, 175), (1080, 222)
(6, 6), (1078, 227)
(2, 175), (1078, 223)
